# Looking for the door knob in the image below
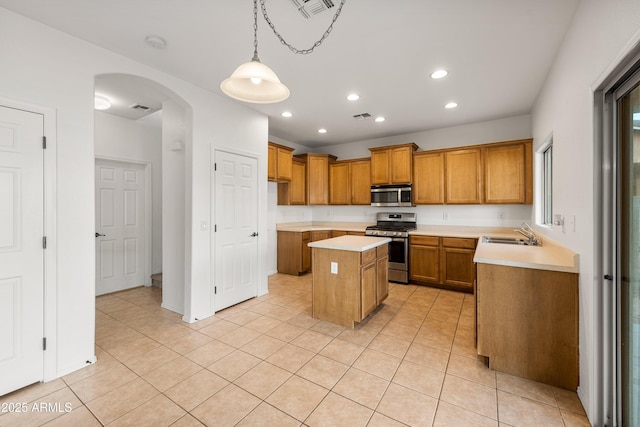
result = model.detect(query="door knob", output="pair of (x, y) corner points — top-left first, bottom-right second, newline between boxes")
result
(95, 232), (106, 237)
(249, 232), (259, 237)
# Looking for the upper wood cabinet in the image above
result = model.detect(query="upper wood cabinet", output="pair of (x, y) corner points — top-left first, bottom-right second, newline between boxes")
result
(295, 153), (336, 205)
(413, 152), (444, 204)
(277, 156), (306, 205)
(268, 142), (294, 182)
(329, 158), (371, 205)
(350, 158), (371, 205)
(329, 161), (350, 205)
(369, 143), (418, 185)
(483, 140), (533, 204)
(445, 148), (482, 204)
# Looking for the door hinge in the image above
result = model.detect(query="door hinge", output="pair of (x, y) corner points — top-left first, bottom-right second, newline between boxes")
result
(214, 286), (217, 295)
(42, 236), (47, 249)
(604, 274), (613, 281)
(214, 163), (217, 171)
(42, 136), (47, 149)
(214, 224), (217, 232)
(43, 337), (47, 351)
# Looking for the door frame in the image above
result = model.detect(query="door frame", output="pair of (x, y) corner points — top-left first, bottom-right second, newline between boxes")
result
(95, 155), (153, 287)
(211, 147), (260, 313)
(594, 39), (640, 426)
(0, 96), (58, 383)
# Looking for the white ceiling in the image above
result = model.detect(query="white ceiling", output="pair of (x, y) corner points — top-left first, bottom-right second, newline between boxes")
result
(0, 0), (580, 148)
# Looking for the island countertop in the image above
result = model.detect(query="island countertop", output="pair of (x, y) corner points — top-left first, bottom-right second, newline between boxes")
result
(307, 235), (391, 252)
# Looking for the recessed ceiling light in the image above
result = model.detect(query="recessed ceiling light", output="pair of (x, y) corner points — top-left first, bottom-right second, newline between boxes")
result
(318, 128), (327, 134)
(281, 111), (293, 118)
(374, 116), (386, 122)
(94, 95), (111, 110)
(431, 69), (448, 79)
(444, 102), (458, 109)
(346, 93), (360, 101)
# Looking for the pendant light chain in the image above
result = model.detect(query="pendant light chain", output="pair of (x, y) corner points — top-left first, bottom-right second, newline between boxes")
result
(252, 0), (260, 61)
(259, 0), (347, 55)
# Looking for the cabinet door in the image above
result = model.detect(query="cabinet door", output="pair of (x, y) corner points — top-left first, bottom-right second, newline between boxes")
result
(441, 248), (475, 291)
(409, 244), (440, 283)
(291, 159), (306, 205)
(268, 144), (277, 181)
(307, 155), (330, 205)
(376, 255), (389, 304)
(277, 231), (303, 275)
(331, 230), (348, 238)
(413, 152), (444, 204)
(350, 159), (371, 205)
(329, 162), (350, 205)
(370, 149), (390, 185)
(484, 143), (525, 204)
(302, 235), (311, 273)
(276, 147), (293, 181)
(390, 146), (413, 184)
(445, 148), (482, 204)
(361, 262), (377, 320)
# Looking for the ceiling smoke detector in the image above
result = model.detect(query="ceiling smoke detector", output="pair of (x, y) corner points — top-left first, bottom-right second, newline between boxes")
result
(129, 103), (153, 112)
(290, 0), (335, 19)
(353, 113), (371, 120)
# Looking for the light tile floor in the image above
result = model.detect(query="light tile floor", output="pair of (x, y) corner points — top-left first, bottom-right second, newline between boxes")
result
(0, 274), (591, 426)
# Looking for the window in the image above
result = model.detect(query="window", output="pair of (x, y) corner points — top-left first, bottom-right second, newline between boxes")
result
(541, 142), (553, 225)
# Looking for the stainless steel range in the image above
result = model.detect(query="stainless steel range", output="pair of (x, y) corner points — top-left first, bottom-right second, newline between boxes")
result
(365, 212), (416, 284)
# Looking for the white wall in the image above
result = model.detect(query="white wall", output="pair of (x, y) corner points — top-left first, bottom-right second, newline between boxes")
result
(161, 101), (186, 314)
(530, 1), (640, 424)
(0, 7), (269, 378)
(94, 111), (163, 277)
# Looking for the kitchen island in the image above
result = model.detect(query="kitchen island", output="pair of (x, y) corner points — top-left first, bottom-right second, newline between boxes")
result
(308, 235), (391, 328)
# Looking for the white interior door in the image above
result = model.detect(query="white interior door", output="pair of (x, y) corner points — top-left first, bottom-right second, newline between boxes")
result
(95, 159), (145, 296)
(214, 150), (258, 311)
(0, 105), (44, 395)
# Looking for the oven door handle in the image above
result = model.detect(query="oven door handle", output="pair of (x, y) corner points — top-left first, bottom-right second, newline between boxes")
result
(390, 238), (406, 242)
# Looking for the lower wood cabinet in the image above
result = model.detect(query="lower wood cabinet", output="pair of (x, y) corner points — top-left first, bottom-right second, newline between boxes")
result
(476, 263), (578, 390)
(409, 235), (477, 292)
(277, 231), (310, 275)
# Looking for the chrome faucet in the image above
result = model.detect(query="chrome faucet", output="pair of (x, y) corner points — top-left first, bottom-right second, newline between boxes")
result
(514, 222), (540, 246)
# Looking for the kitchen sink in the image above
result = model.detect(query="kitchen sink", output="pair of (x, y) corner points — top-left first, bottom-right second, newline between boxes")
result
(482, 236), (536, 246)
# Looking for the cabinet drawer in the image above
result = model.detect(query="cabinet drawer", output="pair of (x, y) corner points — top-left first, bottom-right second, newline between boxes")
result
(410, 235), (440, 246)
(442, 237), (476, 249)
(361, 248), (376, 265)
(377, 244), (388, 257)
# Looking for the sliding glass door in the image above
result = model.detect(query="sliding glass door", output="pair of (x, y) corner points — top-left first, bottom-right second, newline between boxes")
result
(618, 76), (640, 427)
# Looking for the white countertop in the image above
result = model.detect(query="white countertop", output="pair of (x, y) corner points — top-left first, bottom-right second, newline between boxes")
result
(276, 222), (371, 233)
(277, 221), (579, 273)
(307, 235), (391, 252)
(473, 235), (579, 273)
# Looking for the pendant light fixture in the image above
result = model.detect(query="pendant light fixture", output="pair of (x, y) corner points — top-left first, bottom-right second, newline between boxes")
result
(220, 0), (289, 104)
(221, 0), (347, 104)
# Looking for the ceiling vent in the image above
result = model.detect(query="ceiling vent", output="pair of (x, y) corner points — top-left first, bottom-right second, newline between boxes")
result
(353, 113), (371, 120)
(129, 103), (152, 112)
(290, 0), (335, 19)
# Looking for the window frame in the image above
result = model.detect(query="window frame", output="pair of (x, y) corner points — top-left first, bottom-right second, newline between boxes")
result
(538, 137), (553, 226)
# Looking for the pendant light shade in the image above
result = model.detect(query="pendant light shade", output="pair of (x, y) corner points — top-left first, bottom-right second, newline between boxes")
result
(220, 59), (290, 104)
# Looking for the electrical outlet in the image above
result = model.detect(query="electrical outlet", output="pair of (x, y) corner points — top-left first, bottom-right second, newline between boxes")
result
(443, 212), (449, 220)
(498, 212), (504, 220)
(331, 262), (338, 274)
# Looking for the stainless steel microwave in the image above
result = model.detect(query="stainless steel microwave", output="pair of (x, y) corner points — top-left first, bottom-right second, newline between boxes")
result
(370, 185), (413, 207)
